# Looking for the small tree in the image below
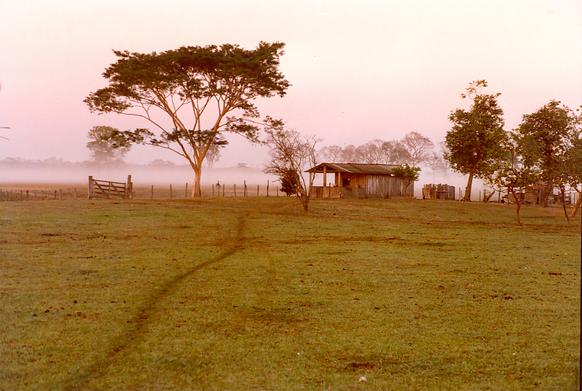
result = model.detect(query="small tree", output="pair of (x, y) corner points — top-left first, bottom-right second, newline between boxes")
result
(85, 42), (289, 197)
(514, 100), (577, 207)
(445, 80), (507, 201)
(264, 119), (318, 212)
(401, 131), (434, 167)
(86, 125), (131, 164)
(391, 164), (420, 195)
(488, 142), (539, 225)
(279, 168), (300, 196)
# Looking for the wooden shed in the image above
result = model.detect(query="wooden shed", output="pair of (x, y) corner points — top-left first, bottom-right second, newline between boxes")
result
(307, 163), (415, 199)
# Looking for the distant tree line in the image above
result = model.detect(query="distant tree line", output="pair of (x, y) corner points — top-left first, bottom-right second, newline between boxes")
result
(318, 131), (446, 170)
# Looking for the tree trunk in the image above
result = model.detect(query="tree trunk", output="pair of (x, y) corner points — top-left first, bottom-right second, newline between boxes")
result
(483, 190), (496, 203)
(463, 172), (474, 202)
(509, 187), (522, 226)
(559, 186), (569, 223)
(299, 193), (309, 213)
(570, 191), (582, 217)
(192, 165), (202, 198)
(541, 181), (552, 207)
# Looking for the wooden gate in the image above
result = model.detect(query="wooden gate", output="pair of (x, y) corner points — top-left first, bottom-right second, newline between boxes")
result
(88, 175), (133, 199)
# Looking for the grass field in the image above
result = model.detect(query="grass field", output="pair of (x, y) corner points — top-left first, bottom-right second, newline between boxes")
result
(0, 198), (579, 390)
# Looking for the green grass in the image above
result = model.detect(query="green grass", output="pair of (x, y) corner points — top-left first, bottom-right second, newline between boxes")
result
(0, 198), (579, 390)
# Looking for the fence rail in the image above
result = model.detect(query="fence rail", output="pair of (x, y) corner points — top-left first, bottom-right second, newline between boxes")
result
(88, 176), (133, 200)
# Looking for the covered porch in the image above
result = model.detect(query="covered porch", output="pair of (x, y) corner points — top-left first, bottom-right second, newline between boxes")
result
(307, 162), (409, 199)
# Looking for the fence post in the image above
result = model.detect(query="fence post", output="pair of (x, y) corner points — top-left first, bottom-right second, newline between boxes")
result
(277, 186), (279, 197)
(222, 184), (225, 197)
(54, 190), (57, 200)
(234, 184), (237, 197)
(127, 175), (133, 200)
(267, 181), (269, 197)
(88, 176), (93, 199)
(185, 183), (188, 198)
(151, 185), (154, 200)
(26, 190), (29, 200)
(244, 180), (247, 197)
(170, 184), (173, 199)
(257, 184), (259, 197)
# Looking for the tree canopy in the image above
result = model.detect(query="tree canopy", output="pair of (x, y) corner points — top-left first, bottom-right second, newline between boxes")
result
(86, 125), (131, 164)
(317, 131), (434, 166)
(445, 80), (507, 201)
(85, 42), (290, 196)
(513, 100), (578, 206)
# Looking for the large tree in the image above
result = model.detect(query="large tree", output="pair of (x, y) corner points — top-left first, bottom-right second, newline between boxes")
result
(444, 80), (507, 201)
(513, 100), (577, 207)
(559, 109), (582, 216)
(318, 145), (344, 162)
(86, 125), (131, 164)
(85, 42), (289, 196)
(401, 131), (434, 167)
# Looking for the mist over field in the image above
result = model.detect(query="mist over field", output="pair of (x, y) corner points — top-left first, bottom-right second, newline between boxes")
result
(0, 163), (272, 186)
(0, 159), (486, 200)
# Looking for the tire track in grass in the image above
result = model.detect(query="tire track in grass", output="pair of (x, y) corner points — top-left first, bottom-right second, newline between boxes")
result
(64, 214), (247, 390)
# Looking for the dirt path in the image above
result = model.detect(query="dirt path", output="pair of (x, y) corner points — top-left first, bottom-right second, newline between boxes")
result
(64, 214), (247, 390)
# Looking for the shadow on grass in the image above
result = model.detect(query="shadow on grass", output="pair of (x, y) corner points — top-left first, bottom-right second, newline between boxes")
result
(63, 214), (247, 390)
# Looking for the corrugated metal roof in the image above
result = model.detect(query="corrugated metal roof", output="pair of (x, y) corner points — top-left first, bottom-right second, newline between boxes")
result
(307, 162), (401, 175)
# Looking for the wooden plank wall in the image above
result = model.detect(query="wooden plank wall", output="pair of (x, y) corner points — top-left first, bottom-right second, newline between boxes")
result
(366, 175), (414, 198)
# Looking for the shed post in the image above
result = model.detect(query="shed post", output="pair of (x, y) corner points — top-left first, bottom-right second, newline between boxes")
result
(323, 166), (327, 189)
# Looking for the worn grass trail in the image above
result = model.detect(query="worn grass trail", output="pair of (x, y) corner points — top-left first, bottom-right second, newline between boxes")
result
(0, 198), (579, 390)
(63, 213), (248, 390)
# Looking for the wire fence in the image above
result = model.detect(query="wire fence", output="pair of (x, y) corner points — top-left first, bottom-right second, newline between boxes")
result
(0, 181), (285, 202)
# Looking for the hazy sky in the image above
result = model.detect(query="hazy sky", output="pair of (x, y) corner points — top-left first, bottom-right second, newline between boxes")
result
(1, 0), (581, 166)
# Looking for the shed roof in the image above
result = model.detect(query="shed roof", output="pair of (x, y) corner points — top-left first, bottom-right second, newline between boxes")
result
(307, 162), (402, 175)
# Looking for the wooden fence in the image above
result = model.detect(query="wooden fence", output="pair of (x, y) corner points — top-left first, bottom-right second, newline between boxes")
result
(88, 176), (133, 200)
(422, 184), (456, 200)
(0, 179), (282, 202)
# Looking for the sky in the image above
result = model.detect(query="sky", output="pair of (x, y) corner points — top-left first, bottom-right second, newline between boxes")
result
(0, 0), (581, 167)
